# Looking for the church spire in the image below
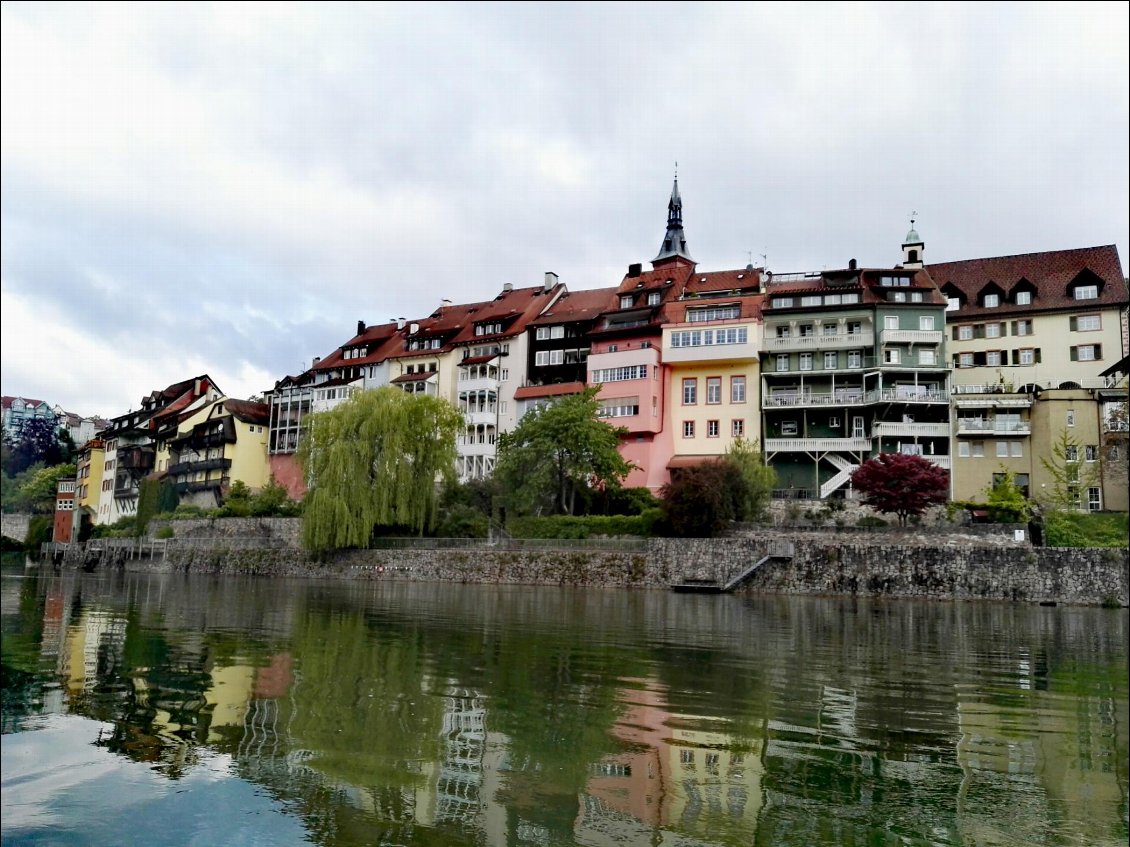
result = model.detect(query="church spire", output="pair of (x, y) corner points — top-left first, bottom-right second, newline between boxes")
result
(653, 169), (694, 265)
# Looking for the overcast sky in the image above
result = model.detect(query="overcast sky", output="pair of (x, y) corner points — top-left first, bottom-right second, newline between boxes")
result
(2, 2), (1127, 418)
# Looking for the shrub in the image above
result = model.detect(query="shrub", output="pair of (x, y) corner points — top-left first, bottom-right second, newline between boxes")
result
(659, 461), (744, 537)
(1044, 511), (1128, 548)
(856, 515), (888, 528)
(507, 511), (658, 539)
(25, 515), (53, 548)
(155, 526), (175, 540)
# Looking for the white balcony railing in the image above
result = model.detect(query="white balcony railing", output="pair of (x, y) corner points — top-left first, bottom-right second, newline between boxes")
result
(459, 377), (499, 394)
(924, 455), (952, 470)
(463, 409), (497, 427)
(764, 332), (874, 352)
(872, 422), (951, 438)
(764, 388), (948, 408)
(765, 437), (872, 453)
(883, 329), (943, 344)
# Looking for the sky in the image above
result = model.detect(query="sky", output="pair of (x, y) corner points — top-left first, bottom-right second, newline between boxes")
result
(2, 2), (1127, 418)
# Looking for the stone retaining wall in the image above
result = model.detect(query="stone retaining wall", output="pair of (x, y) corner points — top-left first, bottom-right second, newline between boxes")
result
(108, 518), (1129, 606)
(1, 513), (31, 543)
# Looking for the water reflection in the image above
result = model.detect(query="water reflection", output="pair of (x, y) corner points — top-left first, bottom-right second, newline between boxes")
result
(1, 554), (1126, 847)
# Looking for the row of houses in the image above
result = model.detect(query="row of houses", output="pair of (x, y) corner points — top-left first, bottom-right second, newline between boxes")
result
(51, 181), (1130, 540)
(2, 396), (109, 448)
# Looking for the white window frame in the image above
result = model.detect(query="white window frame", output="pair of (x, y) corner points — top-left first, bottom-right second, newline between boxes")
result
(824, 351), (838, 370)
(731, 376), (746, 404)
(958, 325), (974, 340)
(983, 293), (999, 308)
(1074, 285), (1098, 300)
(682, 378), (697, 405)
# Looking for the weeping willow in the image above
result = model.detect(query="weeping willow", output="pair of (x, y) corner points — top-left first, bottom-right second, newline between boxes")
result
(297, 387), (463, 551)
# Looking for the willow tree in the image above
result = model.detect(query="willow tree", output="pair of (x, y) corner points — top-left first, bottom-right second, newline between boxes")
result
(298, 387), (463, 551)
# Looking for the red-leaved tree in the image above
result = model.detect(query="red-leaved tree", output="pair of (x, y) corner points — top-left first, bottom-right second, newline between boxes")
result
(850, 453), (950, 526)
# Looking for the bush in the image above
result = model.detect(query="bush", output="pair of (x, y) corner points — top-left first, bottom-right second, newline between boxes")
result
(155, 526), (175, 540)
(25, 515), (53, 548)
(659, 461), (744, 537)
(507, 511), (659, 539)
(433, 504), (490, 538)
(856, 515), (888, 528)
(1044, 511), (1128, 548)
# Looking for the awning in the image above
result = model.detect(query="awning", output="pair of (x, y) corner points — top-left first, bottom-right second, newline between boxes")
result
(666, 454), (716, 470)
(514, 381), (585, 400)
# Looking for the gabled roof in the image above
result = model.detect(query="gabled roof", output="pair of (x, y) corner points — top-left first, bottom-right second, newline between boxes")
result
(2, 396), (50, 410)
(763, 267), (945, 307)
(224, 398), (270, 426)
(450, 284), (564, 346)
(927, 245), (1126, 317)
(528, 286), (619, 326)
(615, 264), (695, 296)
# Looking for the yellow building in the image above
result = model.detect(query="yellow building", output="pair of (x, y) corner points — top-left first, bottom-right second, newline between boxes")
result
(160, 397), (271, 507)
(74, 437), (106, 530)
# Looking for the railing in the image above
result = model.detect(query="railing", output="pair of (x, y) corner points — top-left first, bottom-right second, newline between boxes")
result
(764, 332), (874, 352)
(765, 388), (948, 408)
(168, 457), (232, 476)
(772, 488), (816, 500)
(924, 455), (951, 470)
(882, 329), (943, 344)
(765, 437), (871, 452)
(463, 409), (497, 427)
(872, 422), (950, 438)
(459, 377), (499, 393)
(956, 420), (1031, 435)
(1105, 420), (1130, 433)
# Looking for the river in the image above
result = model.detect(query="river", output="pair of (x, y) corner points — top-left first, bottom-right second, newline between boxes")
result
(1, 553), (1126, 846)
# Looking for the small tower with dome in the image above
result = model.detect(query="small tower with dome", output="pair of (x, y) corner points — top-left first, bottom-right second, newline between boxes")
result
(902, 214), (924, 268)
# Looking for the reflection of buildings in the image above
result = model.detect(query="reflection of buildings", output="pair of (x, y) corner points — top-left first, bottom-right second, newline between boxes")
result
(578, 677), (764, 844)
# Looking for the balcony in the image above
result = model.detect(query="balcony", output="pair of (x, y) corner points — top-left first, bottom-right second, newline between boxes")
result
(174, 475), (230, 495)
(768, 358), (877, 375)
(764, 331), (874, 352)
(765, 390), (865, 408)
(765, 437), (872, 453)
(117, 447), (155, 472)
(463, 409), (496, 428)
(664, 338), (759, 364)
(872, 422), (951, 439)
(168, 457), (232, 477)
(883, 329), (943, 344)
(458, 440), (496, 457)
(924, 455), (951, 470)
(460, 376), (499, 393)
(956, 419), (1031, 436)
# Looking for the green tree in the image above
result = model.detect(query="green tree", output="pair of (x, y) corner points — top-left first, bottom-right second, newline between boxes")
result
(494, 387), (633, 516)
(4, 463), (76, 514)
(850, 452), (949, 526)
(3, 417), (65, 475)
(298, 387), (463, 551)
(983, 470), (1032, 523)
(726, 437), (777, 522)
(659, 460), (744, 536)
(1039, 428), (1101, 511)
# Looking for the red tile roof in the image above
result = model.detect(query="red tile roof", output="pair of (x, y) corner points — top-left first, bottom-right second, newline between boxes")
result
(928, 245), (1127, 318)
(513, 381), (586, 400)
(1, 396), (49, 410)
(389, 371), (437, 384)
(459, 354), (500, 366)
(529, 286), (619, 326)
(224, 399), (270, 425)
(615, 264), (695, 296)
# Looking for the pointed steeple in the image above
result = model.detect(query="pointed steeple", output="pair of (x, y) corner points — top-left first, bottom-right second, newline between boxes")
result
(653, 171), (694, 265)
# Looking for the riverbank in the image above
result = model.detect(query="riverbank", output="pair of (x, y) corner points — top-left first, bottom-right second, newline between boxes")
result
(39, 517), (1129, 607)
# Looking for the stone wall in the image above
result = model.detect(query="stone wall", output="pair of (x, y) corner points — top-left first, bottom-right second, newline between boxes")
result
(106, 517), (1128, 606)
(1, 513), (31, 543)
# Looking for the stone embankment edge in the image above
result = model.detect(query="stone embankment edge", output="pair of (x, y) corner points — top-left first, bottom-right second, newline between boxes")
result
(51, 518), (1129, 607)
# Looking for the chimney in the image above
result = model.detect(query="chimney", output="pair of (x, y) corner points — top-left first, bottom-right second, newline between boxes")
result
(502, 283), (513, 293)
(544, 271), (558, 291)
(312, 356), (321, 367)
(409, 322), (419, 334)
(357, 320), (366, 336)
(849, 258), (857, 271)
(440, 299), (452, 310)
(628, 263), (642, 278)
(397, 317), (406, 330)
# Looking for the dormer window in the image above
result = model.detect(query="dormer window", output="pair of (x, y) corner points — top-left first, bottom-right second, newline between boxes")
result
(1074, 285), (1098, 300)
(620, 295), (634, 309)
(983, 293), (999, 308)
(647, 291), (661, 306)
(1014, 290), (1032, 305)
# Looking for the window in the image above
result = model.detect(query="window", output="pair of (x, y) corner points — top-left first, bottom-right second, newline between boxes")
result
(535, 351), (549, 366)
(985, 323), (1001, 339)
(889, 290), (907, 302)
(1015, 290), (1032, 305)
(550, 325), (565, 339)
(986, 350), (1002, 367)
(958, 441), (970, 458)
(706, 377), (722, 404)
(598, 398), (640, 418)
(823, 323), (838, 336)
(919, 316), (935, 330)
(781, 421), (798, 436)
(535, 327), (549, 340)
(549, 350), (564, 365)
(958, 325), (974, 340)
(647, 291), (661, 306)
(1065, 445), (1078, 461)
(671, 327), (748, 347)
(682, 420), (695, 438)
(620, 295), (633, 309)
(500, 368), (509, 380)
(884, 316), (899, 330)
(776, 325), (791, 338)
(591, 365), (647, 383)
(772, 297), (794, 308)
(1071, 344), (1101, 361)
(732, 419), (745, 437)
(799, 324), (814, 337)
(983, 293), (999, 307)
(946, 297), (961, 311)
(996, 441), (1009, 458)
(1019, 348), (1035, 365)
(800, 353), (813, 371)
(731, 376), (746, 403)
(1074, 314), (1100, 331)
(776, 354), (790, 372)
(847, 350), (862, 369)
(707, 420), (720, 437)
(1014, 320), (1033, 336)
(682, 378), (697, 405)
(1074, 285), (1098, 300)
(687, 305), (740, 322)
(1085, 445), (1098, 462)
(920, 349), (936, 365)
(972, 441), (985, 458)
(1067, 409), (1076, 427)
(846, 321), (862, 335)
(801, 295), (822, 307)
(824, 351), (838, 370)
(884, 348), (901, 364)
(1087, 487), (1102, 512)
